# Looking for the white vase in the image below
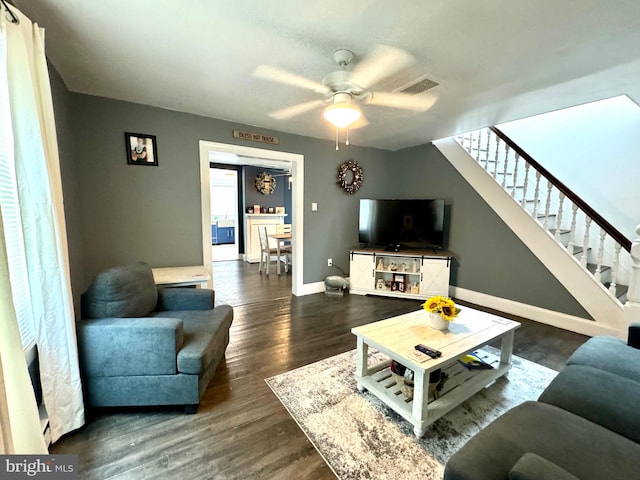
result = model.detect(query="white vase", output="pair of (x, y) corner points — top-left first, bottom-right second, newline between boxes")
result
(427, 312), (450, 330)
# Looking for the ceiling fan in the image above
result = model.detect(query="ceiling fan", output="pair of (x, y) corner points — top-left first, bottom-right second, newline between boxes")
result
(252, 45), (438, 146)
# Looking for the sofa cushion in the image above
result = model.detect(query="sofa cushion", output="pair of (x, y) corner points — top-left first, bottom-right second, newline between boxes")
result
(157, 287), (215, 311)
(539, 363), (640, 444)
(567, 335), (640, 383)
(150, 305), (233, 375)
(509, 453), (579, 480)
(83, 262), (158, 318)
(444, 401), (640, 480)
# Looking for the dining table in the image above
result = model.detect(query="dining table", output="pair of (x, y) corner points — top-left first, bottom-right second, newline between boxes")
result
(267, 232), (292, 275)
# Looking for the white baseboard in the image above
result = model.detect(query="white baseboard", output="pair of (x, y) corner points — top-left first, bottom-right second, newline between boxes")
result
(295, 280), (621, 337)
(296, 281), (326, 296)
(297, 276), (353, 297)
(451, 287), (621, 338)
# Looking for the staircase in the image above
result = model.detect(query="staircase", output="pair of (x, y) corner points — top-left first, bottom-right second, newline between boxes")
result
(433, 127), (640, 338)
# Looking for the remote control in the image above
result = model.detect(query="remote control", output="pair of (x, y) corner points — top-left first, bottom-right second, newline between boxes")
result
(415, 344), (442, 358)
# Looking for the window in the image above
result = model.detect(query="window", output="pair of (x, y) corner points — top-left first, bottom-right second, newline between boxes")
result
(0, 32), (36, 351)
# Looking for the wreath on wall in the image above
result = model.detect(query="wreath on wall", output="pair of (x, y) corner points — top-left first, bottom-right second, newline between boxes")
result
(337, 159), (363, 194)
(255, 172), (276, 195)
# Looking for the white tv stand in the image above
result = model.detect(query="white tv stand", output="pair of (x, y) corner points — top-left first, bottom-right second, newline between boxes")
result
(349, 248), (451, 300)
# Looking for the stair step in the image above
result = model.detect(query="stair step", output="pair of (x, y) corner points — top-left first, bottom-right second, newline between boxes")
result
(586, 263), (611, 275)
(538, 214), (557, 219)
(570, 246), (585, 255)
(604, 282), (628, 302)
(549, 228), (570, 236)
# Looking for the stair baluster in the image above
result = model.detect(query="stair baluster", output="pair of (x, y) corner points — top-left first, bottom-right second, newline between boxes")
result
(475, 129), (483, 163)
(567, 203), (578, 256)
(555, 193), (565, 242)
(511, 153), (520, 198)
(581, 217), (592, 268)
(610, 243), (622, 297)
(533, 171), (542, 218)
(594, 228), (606, 282)
(543, 180), (553, 230)
(521, 162), (531, 207)
(493, 135), (500, 180)
(484, 130), (492, 171)
(501, 144), (510, 188)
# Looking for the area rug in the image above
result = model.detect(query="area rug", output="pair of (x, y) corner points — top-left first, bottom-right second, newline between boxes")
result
(265, 347), (557, 480)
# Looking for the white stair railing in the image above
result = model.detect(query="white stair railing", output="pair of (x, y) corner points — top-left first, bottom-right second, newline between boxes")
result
(456, 127), (633, 305)
(623, 227), (640, 327)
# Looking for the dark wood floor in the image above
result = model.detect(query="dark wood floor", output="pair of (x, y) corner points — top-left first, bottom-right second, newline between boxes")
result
(51, 260), (589, 479)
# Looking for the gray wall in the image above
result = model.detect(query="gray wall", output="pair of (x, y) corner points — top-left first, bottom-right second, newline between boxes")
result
(59, 88), (588, 318)
(49, 64), (85, 315)
(68, 93), (390, 287)
(243, 166), (292, 215)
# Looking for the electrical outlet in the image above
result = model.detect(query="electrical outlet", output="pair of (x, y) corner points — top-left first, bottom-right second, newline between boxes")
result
(327, 258), (333, 267)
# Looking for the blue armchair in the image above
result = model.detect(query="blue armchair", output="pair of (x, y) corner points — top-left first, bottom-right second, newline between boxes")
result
(77, 262), (233, 413)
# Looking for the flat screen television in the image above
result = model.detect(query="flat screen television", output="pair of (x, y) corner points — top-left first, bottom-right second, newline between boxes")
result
(358, 199), (445, 250)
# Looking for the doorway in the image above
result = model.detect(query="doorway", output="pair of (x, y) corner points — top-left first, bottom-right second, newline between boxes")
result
(199, 141), (305, 296)
(210, 167), (240, 262)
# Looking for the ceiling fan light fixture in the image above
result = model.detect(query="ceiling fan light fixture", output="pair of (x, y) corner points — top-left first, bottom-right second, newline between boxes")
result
(323, 102), (361, 129)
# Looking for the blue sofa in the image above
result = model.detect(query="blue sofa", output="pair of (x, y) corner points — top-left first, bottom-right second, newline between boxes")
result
(444, 326), (640, 479)
(77, 262), (233, 413)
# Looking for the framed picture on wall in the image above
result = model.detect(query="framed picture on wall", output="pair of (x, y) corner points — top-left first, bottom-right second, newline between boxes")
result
(125, 132), (158, 166)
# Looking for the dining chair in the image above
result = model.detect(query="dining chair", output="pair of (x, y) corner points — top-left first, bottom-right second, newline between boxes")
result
(275, 224), (293, 271)
(279, 224), (293, 265)
(258, 226), (290, 275)
(275, 228), (292, 273)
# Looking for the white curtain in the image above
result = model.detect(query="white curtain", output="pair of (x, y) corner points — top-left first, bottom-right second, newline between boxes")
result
(0, 11), (46, 454)
(2, 5), (84, 443)
(0, 214), (46, 454)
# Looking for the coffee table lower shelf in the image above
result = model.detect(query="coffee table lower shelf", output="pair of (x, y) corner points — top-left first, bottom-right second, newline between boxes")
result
(356, 351), (511, 437)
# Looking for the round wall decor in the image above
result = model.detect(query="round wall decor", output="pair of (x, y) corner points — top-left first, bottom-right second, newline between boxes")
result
(255, 172), (276, 195)
(337, 159), (363, 194)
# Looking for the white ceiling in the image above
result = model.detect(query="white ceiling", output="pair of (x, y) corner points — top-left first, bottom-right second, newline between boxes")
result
(209, 151), (291, 171)
(13, 0), (640, 151)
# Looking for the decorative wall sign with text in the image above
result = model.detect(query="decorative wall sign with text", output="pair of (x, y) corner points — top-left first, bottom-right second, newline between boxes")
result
(233, 129), (280, 145)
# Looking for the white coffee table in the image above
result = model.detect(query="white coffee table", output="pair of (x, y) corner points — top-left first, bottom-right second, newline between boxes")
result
(351, 307), (520, 438)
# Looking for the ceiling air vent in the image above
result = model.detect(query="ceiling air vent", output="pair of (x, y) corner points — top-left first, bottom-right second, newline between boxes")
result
(397, 76), (440, 95)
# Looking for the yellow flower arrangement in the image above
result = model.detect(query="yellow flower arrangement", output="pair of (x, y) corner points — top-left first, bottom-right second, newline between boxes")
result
(422, 296), (461, 322)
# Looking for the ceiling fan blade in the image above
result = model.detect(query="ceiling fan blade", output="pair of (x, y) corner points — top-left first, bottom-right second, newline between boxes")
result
(350, 44), (415, 89)
(253, 65), (330, 94)
(268, 99), (325, 120)
(368, 91), (438, 112)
